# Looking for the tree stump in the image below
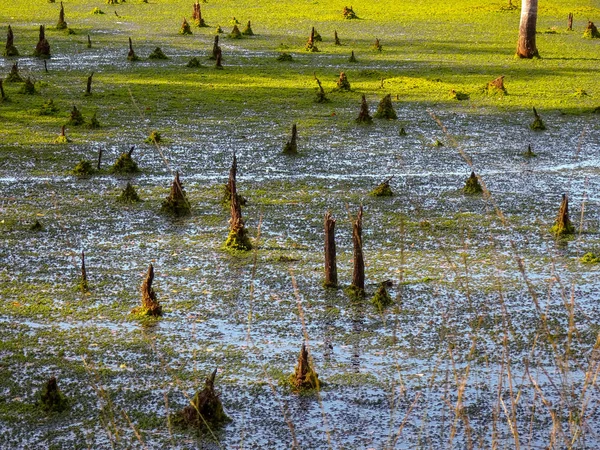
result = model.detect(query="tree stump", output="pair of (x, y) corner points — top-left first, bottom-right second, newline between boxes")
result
(314, 74), (328, 103)
(567, 13), (573, 31)
(373, 94), (397, 119)
(337, 71), (351, 91)
(148, 47), (168, 59)
(111, 150), (140, 174)
(356, 95), (372, 124)
(324, 211), (338, 288)
(551, 194), (575, 236)
(215, 48), (223, 69)
(371, 282), (393, 312)
(349, 50), (357, 62)
(463, 171), (483, 195)
(38, 377), (68, 413)
(334, 30), (341, 46)
(487, 75), (507, 95)
(306, 27), (319, 52)
(56, 2), (68, 30)
(222, 154), (247, 207)
(132, 264), (162, 316)
(34, 25), (51, 58)
(242, 21), (254, 36)
(0, 80), (5, 101)
(180, 17), (193, 35)
(174, 368), (230, 428)
(351, 206), (365, 296)
(530, 107), (545, 130)
(127, 37), (138, 61)
(87, 34), (92, 48)
(343, 6), (358, 19)
(373, 38), (382, 52)
(228, 25), (242, 39)
(80, 251), (89, 293)
(5, 25), (19, 57)
(6, 62), (23, 83)
(85, 72), (94, 96)
(291, 343), (320, 390)
(224, 154), (252, 251)
(161, 171), (191, 216)
(523, 144), (537, 158)
(583, 21), (600, 39)
(193, 1), (207, 27)
(370, 176), (394, 196)
(118, 182), (141, 203)
(54, 125), (69, 144)
(209, 35), (220, 60)
(68, 106), (85, 125)
(282, 123), (298, 154)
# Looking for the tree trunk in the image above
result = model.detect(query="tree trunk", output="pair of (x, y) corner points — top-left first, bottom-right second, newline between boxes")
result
(517, 0), (539, 58)
(351, 206), (365, 292)
(567, 13), (573, 31)
(324, 211), (337, 287)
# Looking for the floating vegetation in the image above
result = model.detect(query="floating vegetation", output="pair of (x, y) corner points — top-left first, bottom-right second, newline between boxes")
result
(373, 94), (397, 119)
(276, 52), (293, 62)
(463, 171), (483, 195)
(179, 17), (192, 35)
(118, 182), (141, 203)
(68, 106), (85, 126)
(161, 171), (191, 217)
(242, 21), (254, 36)
(336, 71), (351, 91)
(72, 159), (95, 176)
(370, 177), (394, 197)
(282, 123), (298, 154)
(583, 21), (600, 39)
(215, 25), (223, 34)
(343, 6), (358, 19)
(5, 25), (19, 56)
(37, 377), (68, 413)
(228, 25), (242, 39)
(289, 343), (320, 391)
(148, 47), (168, 59)
(131, 263), (163, 316)
(186, 57), (201, 67)
(551, 193), (575, 236)
(91, 7), (104, 15)
(111, 149), (139, 174)
(146, 130), (161, 144)
(530, 107), (546, 130)
(356, 95), (373, 124)
(449, 89), (469, 101)
(371, 282), (393, 312)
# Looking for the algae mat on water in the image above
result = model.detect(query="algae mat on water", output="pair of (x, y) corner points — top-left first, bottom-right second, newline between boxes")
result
(1, 0), (600, 448)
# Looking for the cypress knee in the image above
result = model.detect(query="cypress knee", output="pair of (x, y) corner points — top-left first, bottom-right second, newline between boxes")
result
(351, 206), (365, 294)
(324, 211), (338, 288)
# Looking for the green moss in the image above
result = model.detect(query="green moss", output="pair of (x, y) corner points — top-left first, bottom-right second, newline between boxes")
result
(39, 99), (59, 116)
(215, 25), (223, 34)
(224, 228), (252, 251)
(343, 6), (358, 19)
(583, 21), (600, 39)
(111, 153), (140, 174)
(54, 134), (70, 144)
(373, 94), (397, 119)
(148, 47), (168, 59)
(371, 283), (393, 312)
(345, 284), (365, 299)
(432, 139), (444, 147)
(118, 182), (141, 203)
(550, 221), (575, 237)
(370, 180), (393, 197)
(581, 252), (600, 264)
(530, 108), (546, 131)
(276, 53), (293, 62)
(463, 171), (483, 195)
(72, 160), (94, 176)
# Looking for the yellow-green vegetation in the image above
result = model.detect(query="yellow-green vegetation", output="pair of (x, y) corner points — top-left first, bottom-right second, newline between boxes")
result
(463, 171), (483, 195)
(371, 283), (393, 312)
(72, 159), (94, 176)
(581, 252), (600, 264)
(111, 153), (140, 174)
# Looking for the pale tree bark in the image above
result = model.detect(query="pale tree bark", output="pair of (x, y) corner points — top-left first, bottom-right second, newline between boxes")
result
(517, 0), (539, 58)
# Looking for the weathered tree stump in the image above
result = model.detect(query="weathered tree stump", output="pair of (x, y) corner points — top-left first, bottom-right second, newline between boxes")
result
(6, 62), (23, 83)
(127, 37), (138, 61)
(399, 127), (407, 136)
(334, 30), (341, 46)
(487, 75), (507, 95)
(371, 282), (393, 312)
(242, 21), (254, 36)
(349, 50), (357, 62)
(209, 35), (220, 60)
(324, 211), (338, 288)
(34, 25), (51, 58)
(370, 176), (394, 197)
(5, 25), (19, 57)
(38, 377), (68, 413)
(343, 6), (358, 19)
(192, 1), (207, 27)
(350, 206), (365, 296)
(374, 94), (397, 119)
(306, 27), (319, 52)
(72, 159), (94, 175)
(530, 107), (545, 130)
(583, 21), (600, 38)
(551, 193), (575, 236)
(68, 106), (85, 126)
(118, 182), (141, 203)
(161, 171), (191, 216)
(174, 368), (230, 428)
(20, 77), (35, 94)
(56, 2), (68, 30)
(291, 343), (320, 390)
(80, 251), (89, 293)
(89, 112), (101, 129)
(373, 38), (382, 52)
(222, 154), (247, 207)
(356, 95), (372, 124)
(85, 72), (94, 96)
(187, 57), (201, 68)
(132, 263), (162, 316)
(0, 80), (6, 101)
(337, 71), (351, 91)
(224, 155), (252, 251)
(314, 74), (328, 103)
(148, 47), (168, 59)
(282, 123), (298, 154)
(463, 171), (483, 195)
(567, 13), (573, 31)
(97, 148), (103, 170)
(180, 17), (193, 35)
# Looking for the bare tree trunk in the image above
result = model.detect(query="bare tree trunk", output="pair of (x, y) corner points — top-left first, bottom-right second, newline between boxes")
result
(351, 206), (364, 293)
(567, 13), (573, 31)
(517, 0), (539, 58)
(324, 211), (337, 287)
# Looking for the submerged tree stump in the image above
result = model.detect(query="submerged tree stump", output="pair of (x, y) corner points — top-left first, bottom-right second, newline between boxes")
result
(127, 37), (138, 61)
(324, 211), (338, 288)
(162, 171), (191, 216)
(20, 77), (35, 94)
(68, 106), (85, 126)
(193, 1), (207, 27)
(175, 368), (230, 428)
(228, 24), (242, 39)
(132, 264), (162, 316)
(148, 47), (168, 59)
(6, 62), (23, 83)
(371, 282), (393, 312)
(551, 194), (575, 236)
(34, 25), (50, 58)
(583, 21), (600, 38)
(282, 123), (298, 154)
(374, 94), (397, 119)
(180, 17), (193, 35)
(567, 13), (573, 31)
(118, 182), (141, 203)
(291, 343), (320, 390)
(56, 2), (68, 30)
(350, 206), (365, 296)
(356, 95), (372, 124)
(222, 154), (247, 207)
(337, 71), (351, 91)
(530, 107), (546, 130)
(523, 144), (537, 158)
(463, 171), (483, 195)
(306, 27), (319, 52)
(314, 74), (328, 103)
(80, 251), (89, 293)
(38, 376), (68, 413)
(5, 25), (19, 57)
(224, 155), (252, 251)
(334, 30), (341, 46)
(242, 21), (254, 36)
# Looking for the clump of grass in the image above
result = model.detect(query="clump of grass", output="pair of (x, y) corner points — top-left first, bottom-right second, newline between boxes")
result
(373, 94), (397, 119)
(463, 171), (483, 195)
(118, 182), (141, 203)
(39, 99), (59, 115)
(72, 159), (95, 176)
(371, 282), (393, 312)
(148, 47), (168, 60)
(37, 377), (68, 413)
(146, 130), (161, 144)
(581, 252), (600, 264)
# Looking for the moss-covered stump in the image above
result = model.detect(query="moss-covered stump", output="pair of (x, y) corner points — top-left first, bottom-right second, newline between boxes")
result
(242, 21), (254, 36)
(118, 182), (141, 203)
(356, 95), (373, 124)
(371, 283), (393, 312)
(34, 25), (50, 58)
(127, 37), (138, 61)
(173, 369), (230, 429)
(373, 38), (382, 52)
(463, 171), (483, 195)
(88, 112), (101, 129)
(228, 25), (242, 39)
(68, 106), (85, 126)
(370, 178), (394, 197)
(289, 343), (320, 391)
(222, 184), (247, 207)
(148, 47), (168, 59)
(283, 123), (298, 154)
(30, 220), (44, 231)
(215, 49), (223, 69)
(209, 36), (220, 60)
(54, 125), (70, 144)
(314, 75), (328, 103)
(373, 94), (397, 119)
(146, 130), (161, 144)
(19, 77), (35, 94)
(6, 62), (24, 83)
(349, 50), (357, 62)
(72, 159), (94, 176)
(56, 2), (68, 30)
(162, 171), (191, 217)
(487, 76), (507, 95)
(224, 155), (252, 251)
(112, 152), (140, 174)
(337, 72), (351, 91)
(180, 17), (193, 35)
(132, 264), (163, 317)
(551, 194), (575, 236)
(192, 1), (208, 27)
(187, 57), (202, 67)
(306, 27), (319, 52)
(524, 144), (537, 158)
(583, 21), (600, 38)
(581, 252), (600, 264)
(530, 107), (546, 130)
(343, 6), (358, 19)
(5, 25), (19, 57)
(276, 52), (292, 62)
(37, 377), (68, 413)
(449, 89), (469, 101)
